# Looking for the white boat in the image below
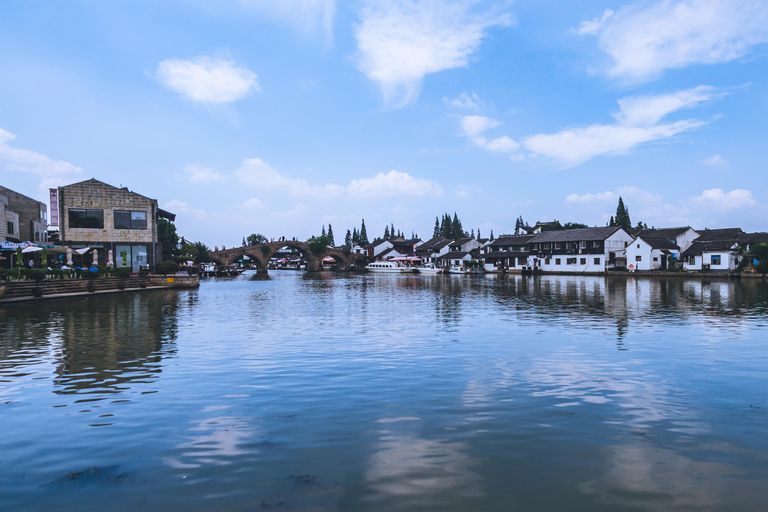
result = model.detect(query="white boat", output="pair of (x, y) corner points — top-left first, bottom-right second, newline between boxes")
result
(366, 261), (413, 273)
(416, 263), (443, 275)
(448, 265), (468, 275)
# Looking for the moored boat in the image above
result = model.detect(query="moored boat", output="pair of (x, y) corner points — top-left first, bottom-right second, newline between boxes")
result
(416, 263), (443, 274)
(448, 265), (468, 275)
(366, 261), (411, 273)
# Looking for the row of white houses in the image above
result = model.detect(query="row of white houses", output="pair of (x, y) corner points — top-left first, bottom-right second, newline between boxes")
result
(357, 225), (767, 274)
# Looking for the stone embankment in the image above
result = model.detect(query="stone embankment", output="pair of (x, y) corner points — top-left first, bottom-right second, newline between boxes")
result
(0, 275), (199, 304)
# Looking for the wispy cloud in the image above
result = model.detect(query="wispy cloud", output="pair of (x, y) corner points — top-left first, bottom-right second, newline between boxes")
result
(0, 127), (83, 195)
(238, 0), (335, 45)
(156, 56), (259, 103)
(232, 158), (443, 199)
(459, 115), (521, 154)
(577, 0), (768, 83)
(183, 164), (228, 183)
(702, 154), (728, 166)
(445, 92), (485, 109)
(523, 86), (724, 167)
(355, 0), (513, 107)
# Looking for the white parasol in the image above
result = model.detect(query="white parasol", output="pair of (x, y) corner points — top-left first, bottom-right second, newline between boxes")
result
(107, 249), (114, 267)
(66, 247), (73, 265)
(92, 249), (98, 265)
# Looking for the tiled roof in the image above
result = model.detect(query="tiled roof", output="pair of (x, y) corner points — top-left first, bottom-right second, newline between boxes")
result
(529, 226), (622, 243)
(739, 232), (768, 245)
(638, 237), (680, 250)
(682, 240), (740, 257)
(436, 251), (469, 260)
(637, 227), (694, 239)
(490, 235), (536, 247)
(694, 228), (744, 241)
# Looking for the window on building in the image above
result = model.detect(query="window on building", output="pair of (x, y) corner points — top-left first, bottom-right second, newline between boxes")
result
(7, 221), (14, 234)
(114, 210), (147, 230)
(636, 255), (642, 262)
(580, 258), (586, 265)
(567, 257), (577, 265)
(711, 255), (722, 265)
(68, 209), (104, 229)
(689, 255), (696, 265)
(637, 244), (641, 248)
(554, 243), (561, 249)
(653, 257), (658, 262)
(555, 258), (561, 265)
(594, 257), (600, 265)
(545, 258), (551, 265)
(580, 241), (586, 249)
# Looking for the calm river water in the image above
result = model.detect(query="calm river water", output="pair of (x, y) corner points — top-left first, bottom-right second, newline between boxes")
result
(1, 272), (768, 511)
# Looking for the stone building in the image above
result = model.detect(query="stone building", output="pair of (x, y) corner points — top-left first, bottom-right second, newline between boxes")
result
(0, 186), (47, 243)
(1, 192), (21, 241)
(56, 178), (174, 271)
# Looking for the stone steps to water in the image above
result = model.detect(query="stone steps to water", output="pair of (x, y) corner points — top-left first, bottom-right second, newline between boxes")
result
(0, 277), (157, 300)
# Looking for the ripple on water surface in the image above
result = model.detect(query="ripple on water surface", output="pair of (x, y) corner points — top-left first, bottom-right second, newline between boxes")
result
(1, 272), (768, 511)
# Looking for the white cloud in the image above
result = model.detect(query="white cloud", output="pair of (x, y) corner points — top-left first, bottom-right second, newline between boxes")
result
(355, 0), (513, 107)
(509, 153), (525, 162)
(460, 115), (501, 137)
(184, 164), (228, 183)
(580, 0), (768, 82)
(163, 200), (208, 218)
(0, 128), (83, 177)
(238, 197), (267, 209)
(575, 9), (613, 36)
(445, 92), (484, 109)
(156, 56), (259, 103)
(702, 154), (728, 166)
(483, 135), (520, 153)
(565, 190), (619, 204)
(348, 170), (444, 198)
(523, 86), (722, 167)
(455, 185), (470, 197)
(691, 188), (758, 210)
(234, 158), (442, 199)
(459, 115), (521, 154)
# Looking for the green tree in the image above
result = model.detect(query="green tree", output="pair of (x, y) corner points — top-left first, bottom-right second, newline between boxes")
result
(359, 219), (369, 245)
(563, 222), (589, 230)
(309, 235), (331, 255)
(470, 228), (474, 239)
(384, 225), (390, 239)
(490, 230), (494, 241)
(477, 228), (481, 240)
(327, 224), (335, 246)
(246, 233), (267, 245)
(433, 217), (440, 237)
(321, 225), (326, 237)
(345, 229), (352, 245)
(451, 212), (464, 240)
(158, 218), (179, 261)
(751, 243), (768, 274)
(352, 228), (359, 245)
(615, 197), (632, 230)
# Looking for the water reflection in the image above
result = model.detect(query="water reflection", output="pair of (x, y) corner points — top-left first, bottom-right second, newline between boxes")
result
(0, 291), (179, 398)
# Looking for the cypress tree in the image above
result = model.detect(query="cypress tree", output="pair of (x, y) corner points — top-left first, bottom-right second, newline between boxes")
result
(345, 229), (352, 245)
(433, 217), (440, 237)
(441, 213), (452, 238)
(490, 229), (494, 241)
(321, 225), (326, 237)
(384, 225), (390, 239)
(360, 219), (369, 245)
(477, 228), (482, 240)
(327, 224), (335, 246)
(451, 212), (463, 240)
(390, 223), (395, 238)
(352, 228), (359, 244)
(470, 228), (474, 239)
(615, 197), (631, 230)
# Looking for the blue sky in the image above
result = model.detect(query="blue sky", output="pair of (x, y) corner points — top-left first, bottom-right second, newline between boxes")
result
(1, 0), (767, 245)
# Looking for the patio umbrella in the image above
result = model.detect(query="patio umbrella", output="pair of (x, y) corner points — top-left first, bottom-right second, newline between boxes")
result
(107, 249), (114, 267)
(66, 247), (73, 265)
(92, 249), (99, 266)
(41, 248), (47, 267)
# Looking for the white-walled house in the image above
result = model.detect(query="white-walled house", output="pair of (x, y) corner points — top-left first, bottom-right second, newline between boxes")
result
(527, 227), (634, 273)
(415, 236), (452, 263)
(625, 236), (680, 271)
(367, 239), (393, 258)
(449, 237), (483, 253)
(634, 227), (698, 252)
(682, 240), (742, 272)
(437, 251), (472, 267)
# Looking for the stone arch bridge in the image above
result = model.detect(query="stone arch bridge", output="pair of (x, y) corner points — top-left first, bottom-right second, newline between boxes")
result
(209, 242), (366, 273)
